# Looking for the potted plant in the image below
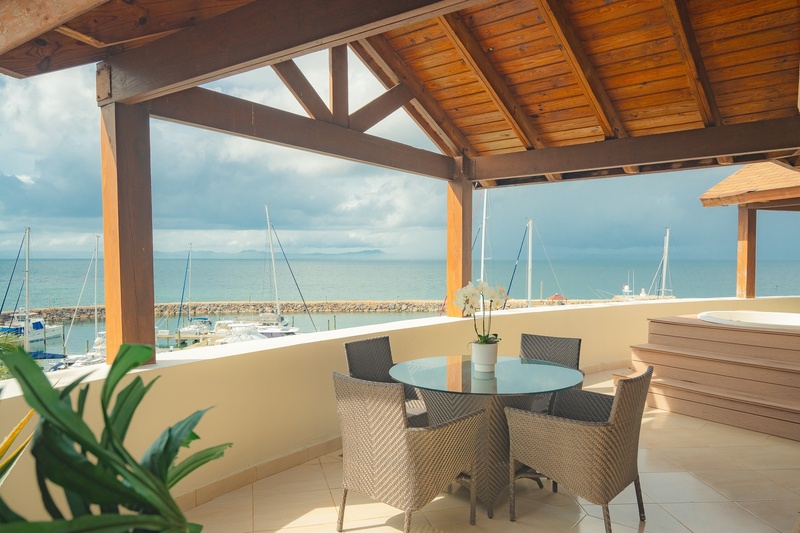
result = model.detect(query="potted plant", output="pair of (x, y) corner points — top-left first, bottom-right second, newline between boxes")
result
(0, 342), (232, 532)
(454, 281), (508, 372)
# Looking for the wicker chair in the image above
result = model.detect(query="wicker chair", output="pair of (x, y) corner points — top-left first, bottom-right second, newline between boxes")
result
(505, 366), (654, 533)
(332, 372), (484, 533)
(343, 335), (428, 426)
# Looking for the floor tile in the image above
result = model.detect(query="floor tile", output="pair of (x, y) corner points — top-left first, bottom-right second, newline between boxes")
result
(692, 469), (799, 502)
(759, 469), (800, 495)
(638, 472), (727, 504)
(736, 499), (800, 533)
(582, 503), (692, 533)
(184, 485), (253, 533)
(660, 501), (782, 533)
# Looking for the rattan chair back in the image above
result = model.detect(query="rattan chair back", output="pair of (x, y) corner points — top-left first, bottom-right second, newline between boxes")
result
(332, 372), (483, 532)
(520, 333), (582, 369)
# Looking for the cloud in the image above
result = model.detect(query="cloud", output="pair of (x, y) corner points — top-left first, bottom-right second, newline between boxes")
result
(1, 57), (799, 263)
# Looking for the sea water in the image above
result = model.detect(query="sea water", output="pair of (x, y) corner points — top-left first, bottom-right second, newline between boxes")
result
(2, 257), (799, 355)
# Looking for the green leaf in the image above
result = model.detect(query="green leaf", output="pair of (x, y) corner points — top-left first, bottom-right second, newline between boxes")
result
(104, 377), (155, 447)
(167, 442), (233, 488)
(100, 344), (153, 415)
(141, 409), (210, 482)
(31, 424), (146, 509)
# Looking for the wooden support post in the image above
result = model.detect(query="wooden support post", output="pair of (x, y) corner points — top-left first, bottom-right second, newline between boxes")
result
(446, 172), (472, 317)
(330, 45), (348, 127)
(736, 206), (756, 298)
(100, 102), (156, 363)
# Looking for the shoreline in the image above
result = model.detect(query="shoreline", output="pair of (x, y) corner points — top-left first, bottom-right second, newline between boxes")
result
(0, 296), (668, 323)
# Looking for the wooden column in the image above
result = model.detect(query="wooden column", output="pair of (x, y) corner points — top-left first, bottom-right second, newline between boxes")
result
(736, 206), (756, 298)
(100, 102), (156, 363)
(446, 175), (472, 317)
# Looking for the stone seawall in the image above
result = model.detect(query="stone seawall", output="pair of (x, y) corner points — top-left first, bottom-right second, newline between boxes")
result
(0, 298), (622, 323)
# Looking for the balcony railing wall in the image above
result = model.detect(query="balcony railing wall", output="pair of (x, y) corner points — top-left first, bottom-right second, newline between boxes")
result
(1, 296), (797, 518)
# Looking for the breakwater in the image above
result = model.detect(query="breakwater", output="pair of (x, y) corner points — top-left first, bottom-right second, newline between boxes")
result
(1, 297), (622, 323)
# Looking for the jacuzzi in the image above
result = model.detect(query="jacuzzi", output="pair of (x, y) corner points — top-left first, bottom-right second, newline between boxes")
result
(697, 310), (800, 331)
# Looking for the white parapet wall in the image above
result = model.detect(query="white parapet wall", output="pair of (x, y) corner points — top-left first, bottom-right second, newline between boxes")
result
(1, 296), (797, 518)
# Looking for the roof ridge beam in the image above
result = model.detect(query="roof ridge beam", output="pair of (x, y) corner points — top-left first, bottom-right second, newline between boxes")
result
(98, 0), (488, 105)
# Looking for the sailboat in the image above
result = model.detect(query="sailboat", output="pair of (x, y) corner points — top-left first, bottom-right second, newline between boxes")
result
(255, 205), (299, 337)
(0, 228), (65, 357)
(214, 206), (299, 344)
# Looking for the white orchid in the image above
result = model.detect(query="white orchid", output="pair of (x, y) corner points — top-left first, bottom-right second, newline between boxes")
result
(454, 281), (508, 344)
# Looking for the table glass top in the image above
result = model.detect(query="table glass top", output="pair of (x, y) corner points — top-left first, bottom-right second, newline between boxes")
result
(389, 356), (584, 395)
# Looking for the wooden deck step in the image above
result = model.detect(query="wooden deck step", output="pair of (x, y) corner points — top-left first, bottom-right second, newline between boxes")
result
(645, 316), (800, 363)
(648, 378), (800, 441)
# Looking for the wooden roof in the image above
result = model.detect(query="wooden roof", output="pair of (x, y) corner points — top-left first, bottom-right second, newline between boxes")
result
(1, 0), (799, 187)
(700, 161), (800, 210)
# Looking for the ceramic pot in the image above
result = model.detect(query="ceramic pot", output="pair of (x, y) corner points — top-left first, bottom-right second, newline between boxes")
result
(471, 341), (498, 372)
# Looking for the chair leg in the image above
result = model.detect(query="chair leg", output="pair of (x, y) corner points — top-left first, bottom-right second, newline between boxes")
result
(634, 477), (646, 521)
(469, 472), (477, 525)
(337, 488), (347, 532)
(552, 480), (558, 493)
(602, 505), (612, 533)
(509, 459), (516, 522)
(404, 510), (412, 533)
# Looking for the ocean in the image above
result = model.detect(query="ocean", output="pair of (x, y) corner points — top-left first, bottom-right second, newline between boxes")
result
(2, 257), (799, 355)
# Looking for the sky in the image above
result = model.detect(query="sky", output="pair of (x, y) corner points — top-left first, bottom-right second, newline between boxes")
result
(1, 49), (799, 263)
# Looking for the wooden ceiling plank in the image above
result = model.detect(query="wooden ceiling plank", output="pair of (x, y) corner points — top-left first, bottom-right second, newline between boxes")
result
(99, 0), (489, 105)
(356, 35), (476, 157)
(330, 45), (349, 127)
(661, 0), (722, 127)
(349, 83), (414, 132)
(350, 40), (458, 156)
(271, 60), (333, 122)
(437, 11), (560, 182)
(148, 87), (454, 180)
(470, 116), (800, 180)
(0, 0), (106, 55)
(534, 0), (638, 176)
(438, 12), (543, 149)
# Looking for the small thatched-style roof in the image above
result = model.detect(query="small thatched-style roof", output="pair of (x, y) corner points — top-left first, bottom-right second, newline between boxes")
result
(700, 161), (800, 210)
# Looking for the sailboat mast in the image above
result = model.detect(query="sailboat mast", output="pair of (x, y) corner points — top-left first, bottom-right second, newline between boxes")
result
(479, 191), (488, 283)
(265, 205), (280, 316)
(526, 219), (533, 307)
(24, 227), (30, 352)
(660, 228), (670, 298)
(188, 242), (192, 319)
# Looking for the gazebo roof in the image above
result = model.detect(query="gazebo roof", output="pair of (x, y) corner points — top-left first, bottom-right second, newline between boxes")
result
(700, 161), (800, 210)
(1, 0), (798, 188)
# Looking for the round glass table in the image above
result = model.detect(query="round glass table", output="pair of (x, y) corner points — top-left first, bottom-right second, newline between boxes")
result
(389, 356), (584, 517)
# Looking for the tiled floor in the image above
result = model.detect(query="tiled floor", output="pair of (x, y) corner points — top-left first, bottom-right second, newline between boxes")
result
(186, 369), (800, 532)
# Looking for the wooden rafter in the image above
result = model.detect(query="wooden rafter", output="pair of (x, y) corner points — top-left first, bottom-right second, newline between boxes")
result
(147, 87), (455, 180)
(438, 12), (561, 183)
(0, 0), (106, 54)
(470, 116), (800, 181)
(272, 60), (333, 122)
(352, 35), (476, 157)
(662, 0), (721, 127)
(98, 0), (487, 104)
(330, 45), (349, 127)
(533, 0), (638, 175)
(349, 84), (414, 132)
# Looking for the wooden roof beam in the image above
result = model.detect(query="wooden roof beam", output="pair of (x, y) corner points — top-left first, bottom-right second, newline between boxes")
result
(349, 83), (414, 133)
(272, 60), (333, 122)
(352, 35), (475, 158)
(469, 116), (800, 181)
(98, 0), (488, 105)
(0, 0), (106, 54)
(662, 0), (731, 167)
(438, 12), (561, 183)
(534, 0), (638, 175)
(148, 86), (454, 180)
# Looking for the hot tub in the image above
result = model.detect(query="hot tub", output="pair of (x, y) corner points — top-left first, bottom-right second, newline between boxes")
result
(697, 310), (800, 331)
